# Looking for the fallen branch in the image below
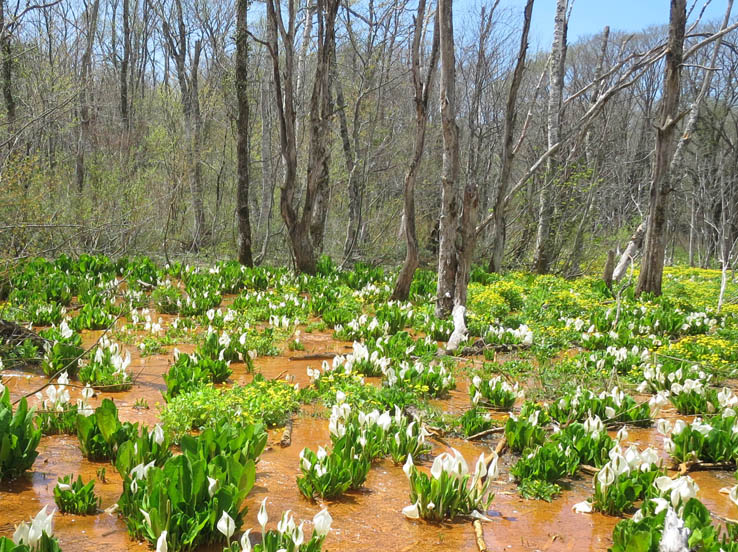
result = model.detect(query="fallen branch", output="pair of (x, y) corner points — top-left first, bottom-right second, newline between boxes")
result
(456, 339), (531, 357)
(674, 460), (735, 476)
(580, 464), (599, 476)
(467, 426), (505, 441)
(473, 519), (488, 552)
(280, 417), (293, 448)
(288, 352), (338, 361)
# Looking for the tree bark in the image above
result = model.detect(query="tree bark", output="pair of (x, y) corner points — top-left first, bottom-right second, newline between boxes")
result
(256, 73), (274, 264)
(391, 0), (438, 301)
(267, 0), (338, 274)
(305, 0), (339, 260)
(617, 0), (732, 281)
(120, 0), (131, 128)
(637, 0), (687, 296)
(236, 0), (253, 267)
(487, 0), (534, 273)
(75, 0), (100, 193)
(0, 0), (16, 130)
(435, 0), (459, 317)
(532, 0), (567, 274)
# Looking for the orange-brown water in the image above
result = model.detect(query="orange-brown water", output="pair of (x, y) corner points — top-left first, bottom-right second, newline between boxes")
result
(1, 325), (735, 551)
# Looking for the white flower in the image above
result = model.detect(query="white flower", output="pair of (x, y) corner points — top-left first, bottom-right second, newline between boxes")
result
(673, 419), (687, 435)
(656, 419), (672, 436)
(572, 501), (593, 514)
(151, 424), (165, 446)
(258, 498), (268, 533)
(312, 508), (332, 536)
(217, 511), (235, 540)
(597, 464), (615, 492)
(277, 511), (295, 535)
(293, 521), (305, 547)
(240, 529), (252, 552)
(430, 454), (445, 480)
(140, 509), (152, 527)
(691, 419), (712, 436)
(60, 320), (73, 339)
(17, 506), (55, 547)
(403, 455), (414, 479)
(156, 531), (168, 552)
(208, 477), (219, 498)
(402, 500), (420, 519)
(616, 426), (629, 442)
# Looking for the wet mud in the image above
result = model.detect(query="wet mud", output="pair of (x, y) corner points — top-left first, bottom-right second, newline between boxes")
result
(1, 323), (735, 552)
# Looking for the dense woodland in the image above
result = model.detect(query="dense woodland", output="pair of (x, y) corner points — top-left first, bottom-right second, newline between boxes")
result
(1, 0), (737, 303)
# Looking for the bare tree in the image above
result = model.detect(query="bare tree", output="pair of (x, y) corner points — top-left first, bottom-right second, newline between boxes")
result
(637, 0), (687, 296)
(75, 0), (101, 193)
(532, 0), (568, 274)
(265, 0), (339, 274)
(391, 0), (438, 301)
(487, 0), (534, 273)
(236, 0), (253, 266)
(435, 0), (460, 317)
(161, 0), (206, 250)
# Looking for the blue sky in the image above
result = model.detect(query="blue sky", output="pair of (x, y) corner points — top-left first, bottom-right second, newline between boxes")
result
(457, 0), (734, 50)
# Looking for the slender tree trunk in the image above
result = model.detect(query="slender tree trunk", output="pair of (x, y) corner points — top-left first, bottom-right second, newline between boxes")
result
(75, 0), (100, 193)
(0, 0), (15, 131)
(435, 0), (459, 317)
(616, 0), (732, 279)
(306, 0), (339, 257)
(454, 3), (494, 307)
(189, 40), (205, 250)
(488, 0), (534, 273)
(257, 73), (274, 264)
(637, 0), (687, 296)
(120, 0), (131, 128)
(268, 0), (338, 274)
(533, 0), (567, 274)
(392, 0), (438, 301)
(334, 40), (360, 260)
(236, 0), (253, 266)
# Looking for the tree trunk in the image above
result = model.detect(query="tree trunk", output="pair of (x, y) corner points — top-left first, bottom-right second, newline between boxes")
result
(637, 0), (687, 296)
(236, 0), (253, 267)
(454, 3), (493, 307)
(435, 0), (459, 318)
(268, 0), (338, 274)
(334, 39), (360, 261)
(119, 0), (130, 128)
(189, 40), (205, 250)
(391, 0), (438, 301)
(487, 0), (534, 273)
(75, 0), (100, 193)
(305, 0), (339, 261)
(613, 222), (645, 281)
(532, 0), (567, 274)
(257, 74), (274, 264)
(617, 0), (732, 280)
(0, 0), (15, 131)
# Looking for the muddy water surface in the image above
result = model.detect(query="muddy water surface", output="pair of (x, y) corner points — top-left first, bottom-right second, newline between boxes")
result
(1, 327), (735, 552)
